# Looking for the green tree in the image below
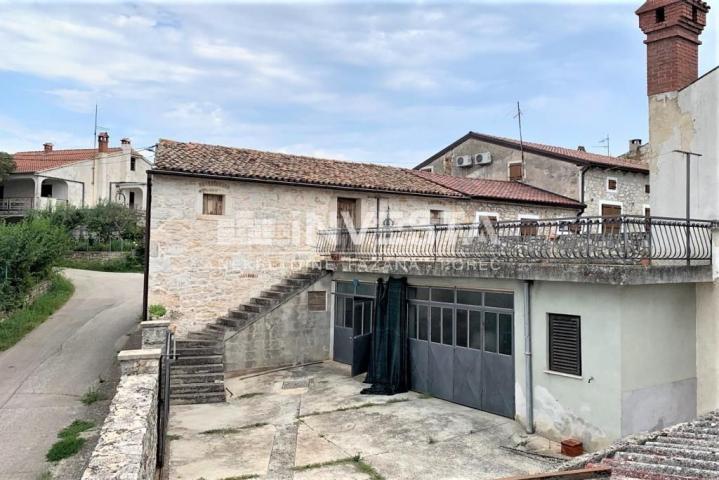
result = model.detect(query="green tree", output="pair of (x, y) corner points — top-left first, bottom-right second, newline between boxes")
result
(0, 152), (15, 181)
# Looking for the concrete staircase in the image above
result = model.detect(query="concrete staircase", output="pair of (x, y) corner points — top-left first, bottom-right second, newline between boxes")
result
(591, 411), (719, 479)
(170, 268), (327, 405)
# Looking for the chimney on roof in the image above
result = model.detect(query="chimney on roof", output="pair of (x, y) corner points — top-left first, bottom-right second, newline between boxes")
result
(121, 137), (131, 154)
(98, 132), (109, 153)
(577, 146), (586, 152)
(629, 138), (643, 155)
(43, 143), (53, 153)
(637, 0), (711, 96)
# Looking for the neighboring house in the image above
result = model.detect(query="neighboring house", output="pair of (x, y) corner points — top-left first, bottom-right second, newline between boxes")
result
(147, 139), (582, 333)
(0, 132), (151, 219)
(414, 132), (651, 218)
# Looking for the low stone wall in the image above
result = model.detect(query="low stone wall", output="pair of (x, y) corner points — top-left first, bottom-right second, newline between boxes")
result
(82, 321), (169, 480)
(68, 251), (128, 261)
(0, 278), (51, 322)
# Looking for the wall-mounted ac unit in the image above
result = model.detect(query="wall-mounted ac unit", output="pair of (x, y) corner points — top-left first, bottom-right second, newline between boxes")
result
(455, 155), (473, 168)
(474, 152), (492, 165)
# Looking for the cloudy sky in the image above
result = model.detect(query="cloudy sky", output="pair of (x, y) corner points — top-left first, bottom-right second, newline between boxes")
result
(0, 1), (716, 167)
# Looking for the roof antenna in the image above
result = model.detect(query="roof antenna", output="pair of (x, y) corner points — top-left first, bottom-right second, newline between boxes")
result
(514, 101), (525, 164)
(596, 134), (610, 156)
(93, 104), (98, 150)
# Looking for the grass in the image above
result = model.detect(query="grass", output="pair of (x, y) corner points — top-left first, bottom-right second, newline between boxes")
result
(298, 398), (409, 418)
(200, 422), (269, 435)
(58, 420), (95, 439)
(80, 386), (106, 405)
(293, 454), (385, 480)
(46, 419), (95, 462)
(0, 275), (74, 352)
(56, 254), (143, 273)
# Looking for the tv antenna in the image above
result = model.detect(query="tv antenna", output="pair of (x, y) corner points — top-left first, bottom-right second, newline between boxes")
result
(595, 134), (610, 156)
(514, 101), (525, 163)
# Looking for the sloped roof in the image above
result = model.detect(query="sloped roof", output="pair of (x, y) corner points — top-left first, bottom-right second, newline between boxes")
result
(415, 132), (649, 173)
(153, 139), (463, 197)
(414, 171), (584, 208)
(12, 148), (122, 173)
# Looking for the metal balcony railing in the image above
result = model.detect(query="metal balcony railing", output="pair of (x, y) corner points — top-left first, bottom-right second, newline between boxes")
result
(0, 197), (69, 214)
(317, 216), (716, 264)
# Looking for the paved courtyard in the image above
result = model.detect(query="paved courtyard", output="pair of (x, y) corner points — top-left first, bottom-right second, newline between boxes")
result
(168, 361), (563, 479)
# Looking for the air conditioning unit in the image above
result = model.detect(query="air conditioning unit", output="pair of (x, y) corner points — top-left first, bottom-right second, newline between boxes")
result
(455, 155), (473, 168)
(474, 152), (492, 165)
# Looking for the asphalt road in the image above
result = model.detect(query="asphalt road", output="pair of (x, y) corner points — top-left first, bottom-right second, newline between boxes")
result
(0, 269), (142, 480)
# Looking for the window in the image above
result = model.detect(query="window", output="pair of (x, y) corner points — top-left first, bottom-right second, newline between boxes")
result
(41, 183), (53, 198)
(519, 215), (539, 236)
(601, 204), (622, 234)
(548, 314), (582, 376)
(420, 166), (434, 173)
(607, 178), (617, 192)
(509, 162), (523, 181)
(130, 157), (136, 171)
(202, 194), (224, 215)
(308, 291), (326, 311)
(656, 7), (665, 23)
(430, 209), (444, 225)
(129, 191), (135, 209)
(645, 184), (650, 194)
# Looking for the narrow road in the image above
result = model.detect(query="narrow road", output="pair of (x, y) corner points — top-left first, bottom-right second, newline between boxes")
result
(0, 269), (142, 480)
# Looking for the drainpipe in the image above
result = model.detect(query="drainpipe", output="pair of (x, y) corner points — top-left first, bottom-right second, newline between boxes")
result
(579, 166), (590, 216)
(523, 280), (534, 434)
(142, 172), (152, 321)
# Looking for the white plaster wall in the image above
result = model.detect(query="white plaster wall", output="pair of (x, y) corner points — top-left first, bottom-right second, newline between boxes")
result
(529, 281), (622, 450)
(696, 281), (719, 415)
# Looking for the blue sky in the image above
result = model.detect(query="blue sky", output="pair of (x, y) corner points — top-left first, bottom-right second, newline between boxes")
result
(0, 1), (716, 167)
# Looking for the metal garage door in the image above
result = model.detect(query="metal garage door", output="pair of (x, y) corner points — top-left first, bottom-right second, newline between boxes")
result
(407, 287), (515, 418)
(333, 282), (375, 376)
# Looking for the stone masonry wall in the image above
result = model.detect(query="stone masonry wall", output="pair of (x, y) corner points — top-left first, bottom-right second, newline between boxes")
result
(82, 349), (161, 480)
(149, 174), (578, 335)
(583, 168), (650, 217)
(224, 275), (332, 374)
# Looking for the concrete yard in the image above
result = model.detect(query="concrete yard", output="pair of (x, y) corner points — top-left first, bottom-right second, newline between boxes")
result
(168, 362), (562, 480)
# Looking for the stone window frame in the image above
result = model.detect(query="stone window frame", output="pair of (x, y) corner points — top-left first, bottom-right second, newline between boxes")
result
(606, 176), (618, 193)
(475, 211), (499, 224)
(429, 209), (445, 225)
(197, 184), (231, 219)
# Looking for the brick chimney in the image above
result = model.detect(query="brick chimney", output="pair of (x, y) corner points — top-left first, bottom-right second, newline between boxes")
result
(98, 132), (109, 153)
(637, 0), (710, 96)
(43, 143), (53, 153)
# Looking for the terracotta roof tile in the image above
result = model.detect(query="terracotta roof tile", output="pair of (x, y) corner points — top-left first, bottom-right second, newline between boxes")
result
(153, 139), (464, 197)
(12, 148), (122, 173)
(417, 132), (649, 173)
(413, 171), (584, 208)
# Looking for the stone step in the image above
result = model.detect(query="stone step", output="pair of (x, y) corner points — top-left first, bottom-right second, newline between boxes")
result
(614, 451), (719, 473)
(240, 303), (263, 314)
(171, 363), (224, 375)
(250, 296), (276, 307)
(173, 354), (223, 366)
(610, 460), (718, 479)
(171, 372), (224, 385)
(176, 339), (221, 348)
(187, 331), (224, 340)
(282, 278), (308, 288)
(228, 309), (253, 320)
(260, 290), (285, 300)
(176, 346), (222, 356)
(171, 391), (226, 405)
(205, 324), (226, 335)
(626, 444), (719, 462)
(269, 285), (293, 293)
(172, 381), (225, 395)
(218, 316), (252, 330)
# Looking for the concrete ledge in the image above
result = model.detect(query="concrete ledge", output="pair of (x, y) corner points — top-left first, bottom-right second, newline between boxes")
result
(118, 349), (162, 361)
(119, 349), (161, 376)
(141, 320), (171, 328)
(325, 260), (713, 285)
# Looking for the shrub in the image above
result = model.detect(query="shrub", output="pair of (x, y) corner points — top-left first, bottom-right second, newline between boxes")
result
(0, 218), (71, 313)
(149, 304), (167, 318)
(46, 436), (85, 462)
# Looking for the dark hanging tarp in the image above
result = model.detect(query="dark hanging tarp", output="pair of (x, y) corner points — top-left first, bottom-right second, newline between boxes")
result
(361, 277), (409, 395)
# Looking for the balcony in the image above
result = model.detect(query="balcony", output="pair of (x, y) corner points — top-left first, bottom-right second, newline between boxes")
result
(317, 216), (716, 266)
(0, 197), (68, 217)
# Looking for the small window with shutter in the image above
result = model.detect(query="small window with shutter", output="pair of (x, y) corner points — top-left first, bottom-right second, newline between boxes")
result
(607, 178), (618, 191)
(202, 194), (225, 215)
(509, 162), (523, 181)
(548, 313), (582, 376)
(308, 291), (327, 312)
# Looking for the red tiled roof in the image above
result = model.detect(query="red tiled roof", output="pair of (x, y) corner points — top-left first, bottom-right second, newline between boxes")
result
(153, 139), (463, 197)
(413, 171), (584, 208)
(416, 132), (649, 173)
(12, 148), (121, 173)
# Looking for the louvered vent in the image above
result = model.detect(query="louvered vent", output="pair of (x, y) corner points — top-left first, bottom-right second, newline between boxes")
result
(548, 314), (582, 376)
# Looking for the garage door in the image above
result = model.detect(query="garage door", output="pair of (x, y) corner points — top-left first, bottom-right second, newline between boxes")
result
(407, 287), (515, 418)
(333, 281), (375, 376)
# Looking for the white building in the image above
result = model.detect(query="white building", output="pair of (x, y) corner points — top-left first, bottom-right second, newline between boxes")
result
(1, 132), (151, 219)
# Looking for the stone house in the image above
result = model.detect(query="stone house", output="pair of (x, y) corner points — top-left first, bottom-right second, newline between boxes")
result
(413, 132), (651, 218)
(1, 132), (151, 219)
